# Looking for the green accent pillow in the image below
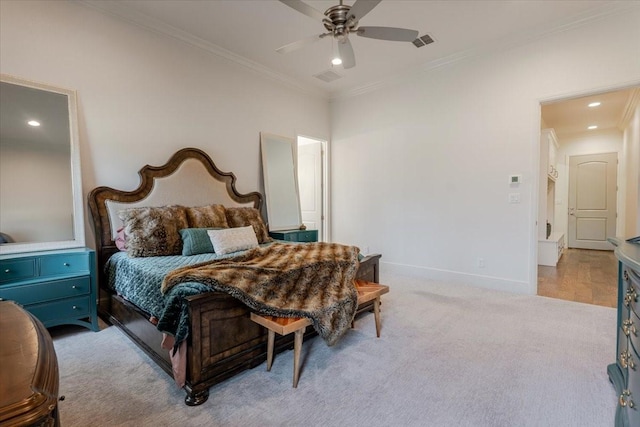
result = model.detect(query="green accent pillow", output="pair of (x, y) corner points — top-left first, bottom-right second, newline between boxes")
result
(179, 228), (220, 256)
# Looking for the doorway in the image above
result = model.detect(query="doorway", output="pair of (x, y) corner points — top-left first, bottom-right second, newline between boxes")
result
(537, 86), (638, 305)
(297, 135), (328, 242)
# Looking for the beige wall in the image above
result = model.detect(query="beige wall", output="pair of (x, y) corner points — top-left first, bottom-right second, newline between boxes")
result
(0, 0), (331, 248)
(331, 8), (640, 294)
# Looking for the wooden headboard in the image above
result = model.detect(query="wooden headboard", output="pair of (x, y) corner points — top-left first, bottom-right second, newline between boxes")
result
(87, 148), (263, 285)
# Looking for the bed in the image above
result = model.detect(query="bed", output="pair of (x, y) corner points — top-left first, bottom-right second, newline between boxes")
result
(88, 148), (381, 405)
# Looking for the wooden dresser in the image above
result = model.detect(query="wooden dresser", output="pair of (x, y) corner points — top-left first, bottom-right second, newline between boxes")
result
(0, 301), (60, 426)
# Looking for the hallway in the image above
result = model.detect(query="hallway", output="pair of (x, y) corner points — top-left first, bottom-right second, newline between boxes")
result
(537, 248), (618, 308)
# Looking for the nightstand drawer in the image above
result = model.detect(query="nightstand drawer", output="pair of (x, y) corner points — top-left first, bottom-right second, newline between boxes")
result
(269, 229), (318, 242)
(293, 231), (317, 242)
(40, 253), (89, 276)
(0, 276), (90, 305)
(0, 259), (36, 283)
(27, 295), (91, 322)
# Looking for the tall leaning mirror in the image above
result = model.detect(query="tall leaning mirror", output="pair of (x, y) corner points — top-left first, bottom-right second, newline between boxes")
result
(260, 132), (302, 231)
(0, 74), (85, 254)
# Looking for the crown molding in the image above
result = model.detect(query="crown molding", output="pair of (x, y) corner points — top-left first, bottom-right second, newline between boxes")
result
(619, 87), (640, 130)
(76, 0), (328, 100)
(335, 1), (639, 101)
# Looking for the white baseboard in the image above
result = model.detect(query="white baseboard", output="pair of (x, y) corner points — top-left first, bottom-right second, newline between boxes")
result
(380, 261), (535, 295)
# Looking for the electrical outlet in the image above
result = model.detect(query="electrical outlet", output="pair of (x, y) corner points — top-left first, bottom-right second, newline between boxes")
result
(477, 258), (485, 268)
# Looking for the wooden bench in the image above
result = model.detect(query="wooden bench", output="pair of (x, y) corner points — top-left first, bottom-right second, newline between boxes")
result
(250, 280), (389, 387)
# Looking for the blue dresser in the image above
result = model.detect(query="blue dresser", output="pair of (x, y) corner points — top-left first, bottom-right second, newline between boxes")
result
(0, 248), (99, 331)
(608, 238), (640, 426)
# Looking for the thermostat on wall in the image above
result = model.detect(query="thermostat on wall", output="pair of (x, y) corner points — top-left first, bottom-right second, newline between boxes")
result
(509, 174), (523, 185)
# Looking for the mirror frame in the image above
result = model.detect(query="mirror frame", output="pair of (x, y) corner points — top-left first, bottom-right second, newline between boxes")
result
(260, 132), (302, 231)
(0, 74), (85, 254)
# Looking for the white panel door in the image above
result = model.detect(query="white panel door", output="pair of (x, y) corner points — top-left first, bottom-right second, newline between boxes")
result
(297, 141), (323, 239)
(568, 152), (617, 250)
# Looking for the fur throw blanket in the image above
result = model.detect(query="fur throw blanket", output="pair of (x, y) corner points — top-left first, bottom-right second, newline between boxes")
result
(161, 242), (360, 346)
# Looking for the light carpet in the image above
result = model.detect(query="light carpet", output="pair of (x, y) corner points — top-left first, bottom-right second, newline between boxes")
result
(51, 273), (617, 427)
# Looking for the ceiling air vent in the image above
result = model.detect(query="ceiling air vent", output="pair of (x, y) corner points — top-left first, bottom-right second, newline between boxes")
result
(314, 70), (342, 83)
(412, 34), (434, 48)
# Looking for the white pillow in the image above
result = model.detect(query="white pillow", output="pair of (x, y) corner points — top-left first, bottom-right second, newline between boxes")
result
(207, 226), (259, 255)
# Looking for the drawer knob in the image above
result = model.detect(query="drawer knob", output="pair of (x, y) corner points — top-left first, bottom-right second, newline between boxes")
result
(63, 262), (70, 267)
(623, 319), (638, 336)
(72, 305), (77, 310)
(4, 269), (9, 273)
(71, 285), (77, 289)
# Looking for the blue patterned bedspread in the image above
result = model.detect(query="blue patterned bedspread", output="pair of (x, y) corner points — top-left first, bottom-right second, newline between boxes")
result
(106, 248), (262, 346)
(106, 241), (362, 348)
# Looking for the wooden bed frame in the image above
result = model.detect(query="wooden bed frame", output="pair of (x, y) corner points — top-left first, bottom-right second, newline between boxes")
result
(88, 148), (381, 405)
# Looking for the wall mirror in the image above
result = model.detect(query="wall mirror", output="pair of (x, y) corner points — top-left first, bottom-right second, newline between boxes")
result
(0, 74), (85, 254)
(260, 132), (302, 231)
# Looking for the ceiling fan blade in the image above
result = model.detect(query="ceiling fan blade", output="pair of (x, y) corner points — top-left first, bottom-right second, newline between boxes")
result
(357, 26), (419, 42)
(279, 0), (326, 21)
(348, 0), (382, 22)
(338, 39), (356, 69)
(276, 33), (328, 54)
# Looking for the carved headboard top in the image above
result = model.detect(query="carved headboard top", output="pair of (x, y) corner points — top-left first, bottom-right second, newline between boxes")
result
(88, 148), (262, 268)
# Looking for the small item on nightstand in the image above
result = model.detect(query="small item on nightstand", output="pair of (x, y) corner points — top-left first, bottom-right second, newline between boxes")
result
(299, 224), (306, 230)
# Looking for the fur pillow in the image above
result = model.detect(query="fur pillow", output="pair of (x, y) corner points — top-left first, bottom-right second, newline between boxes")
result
(207, 226), (259, 255)
(185, 204), (228, 228)
(119, 206), (188, 257)
(225, 207), (272, 244)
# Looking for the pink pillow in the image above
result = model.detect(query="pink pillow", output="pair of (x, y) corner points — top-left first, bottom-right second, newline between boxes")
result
(115, 226), (128, 251)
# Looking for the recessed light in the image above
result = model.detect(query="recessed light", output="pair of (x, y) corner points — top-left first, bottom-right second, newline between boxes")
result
(27, 120), (40, 127)
(588, 125), (598, 130)
(331, 57), (342, 66)
(588, 102), (601, 107)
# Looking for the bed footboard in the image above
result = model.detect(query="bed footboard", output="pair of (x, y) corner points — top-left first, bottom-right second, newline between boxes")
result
(183, 253), (382, 405)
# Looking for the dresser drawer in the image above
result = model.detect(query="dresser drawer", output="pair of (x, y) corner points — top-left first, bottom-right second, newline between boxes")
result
(0, 276), (90, 305)
(624, 268), (640, 316)
(627, 341), (640, 426)
(27, 295), (91, 322)
(40, 252), (89, 276)
(0, 259), (36, 283)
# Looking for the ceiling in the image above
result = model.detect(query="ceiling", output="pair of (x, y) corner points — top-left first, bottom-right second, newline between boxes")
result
(542, 88), (637, 141)
(84, 0), (632, 97)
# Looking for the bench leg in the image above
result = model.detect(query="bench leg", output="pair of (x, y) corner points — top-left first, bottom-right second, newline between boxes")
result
(374, 297), (381, 338)
(267, 329), (275, 371)
(293, 327), (305, 388)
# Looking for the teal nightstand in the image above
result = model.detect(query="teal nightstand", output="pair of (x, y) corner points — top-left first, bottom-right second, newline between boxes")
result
(0, 247), (99, 331)
(269, 229), (318, 243)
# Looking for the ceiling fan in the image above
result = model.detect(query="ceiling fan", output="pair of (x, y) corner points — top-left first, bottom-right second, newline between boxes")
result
(277, 0), (419, 69)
